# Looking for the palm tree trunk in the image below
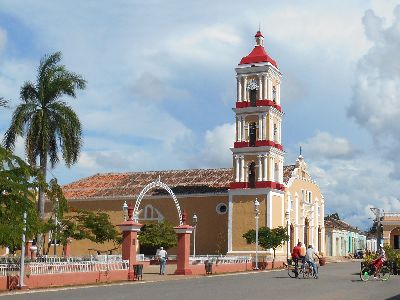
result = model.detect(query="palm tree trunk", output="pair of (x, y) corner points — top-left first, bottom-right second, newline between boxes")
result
(36, 152), (48, 255)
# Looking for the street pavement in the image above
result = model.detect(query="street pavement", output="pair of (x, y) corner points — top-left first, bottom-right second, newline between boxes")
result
(1, 261), (400, 300)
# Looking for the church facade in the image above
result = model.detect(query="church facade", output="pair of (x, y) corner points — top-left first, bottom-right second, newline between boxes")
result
(61, 31), (325, 258)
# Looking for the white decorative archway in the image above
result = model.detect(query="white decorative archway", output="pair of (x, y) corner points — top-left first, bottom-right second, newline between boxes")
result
(133, 176), (183, 226)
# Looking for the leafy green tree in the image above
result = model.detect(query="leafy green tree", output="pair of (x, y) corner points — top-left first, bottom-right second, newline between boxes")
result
(138, 221), (177, 254)
(325, 212), (340, 220)
(243, 226), (289, 267)
(0, 146), (41, 253)
(2, 52), (86, 253)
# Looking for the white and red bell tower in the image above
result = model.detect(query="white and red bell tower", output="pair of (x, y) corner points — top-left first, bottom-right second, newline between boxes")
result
(227, 30), (286, 254)
(230, 30), (284, 191)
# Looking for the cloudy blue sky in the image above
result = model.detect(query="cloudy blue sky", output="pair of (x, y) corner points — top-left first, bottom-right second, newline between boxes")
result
(1, 0), (400, 229)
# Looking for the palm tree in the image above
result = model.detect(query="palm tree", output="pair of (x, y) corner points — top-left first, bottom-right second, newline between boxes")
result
(3, 52), (86, 223)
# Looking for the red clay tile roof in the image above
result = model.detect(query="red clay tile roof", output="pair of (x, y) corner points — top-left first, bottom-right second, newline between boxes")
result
(63, 165), (298, 200)
(324, 218), (361, 233)
(239, 45), (278, 68)
(63, 168), (233, 200)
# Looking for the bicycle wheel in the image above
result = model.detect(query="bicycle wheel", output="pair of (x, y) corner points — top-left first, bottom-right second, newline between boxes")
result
(287, 264), (297, 278)
(379, 266), (391, 281)
(303, 263), (310, 279)
(360, 266), (371, 281)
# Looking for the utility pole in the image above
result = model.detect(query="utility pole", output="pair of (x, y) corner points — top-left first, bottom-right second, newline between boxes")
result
(370, 207), (382, 250)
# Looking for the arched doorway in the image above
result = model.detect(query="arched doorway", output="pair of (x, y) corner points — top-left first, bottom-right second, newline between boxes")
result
(390, 227), (400, 249)
(304, 218), (309, 246)
(248, 162), (256, 188)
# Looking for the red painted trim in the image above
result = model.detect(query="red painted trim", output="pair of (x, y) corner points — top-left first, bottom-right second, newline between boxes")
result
(256, 100), (275, 107)
(229, 182), (248, 189)
(276, 144), (283, 151)
(235, 100), (283, 112)
(255, 181), (276, 189)
(234, 141), (249, 148)
(255, 140), (274, 147)
(255, 181), (285, 190)
(236, 102), (249, 108)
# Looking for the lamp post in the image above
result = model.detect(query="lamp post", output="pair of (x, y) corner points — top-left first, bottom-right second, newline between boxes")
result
(54, 198), (59, 256)
(192, 214), (198, 257)
(285, 211), (290, 263)
(122, 201), (128, 221)
(254, 198), (260, 270)
(19, 211), (27, 289)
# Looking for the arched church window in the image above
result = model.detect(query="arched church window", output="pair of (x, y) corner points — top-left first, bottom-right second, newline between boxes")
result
(247, 79), (258, 107)
(248, 162), (256, 188)
(138, 204), (165, 222)
(249, 122), (257, 147)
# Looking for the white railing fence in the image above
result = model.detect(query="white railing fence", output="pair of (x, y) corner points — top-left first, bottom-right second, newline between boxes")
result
(0, 264), (20, 276)
(29, 260), (129, 275)
(190, 255), (251, 265)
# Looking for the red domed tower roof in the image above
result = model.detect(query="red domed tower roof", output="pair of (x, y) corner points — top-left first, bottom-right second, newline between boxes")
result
(239, 31), (278, 68)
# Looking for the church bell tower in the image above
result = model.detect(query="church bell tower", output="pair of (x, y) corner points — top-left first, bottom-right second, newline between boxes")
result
(227, 30), (286, 254)
(230, 30), (284, 190)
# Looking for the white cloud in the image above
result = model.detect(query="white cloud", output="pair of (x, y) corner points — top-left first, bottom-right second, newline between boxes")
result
(198, 123), (234, 167)
(263, 4), (369, 61)
(0, 27), (6, 52)
(165, 25), (241, 64)
(131, 72), (191, 102)
(307, 154), (400, 230)
(348, 5), (400, 177)
(301, 131), (357, 159)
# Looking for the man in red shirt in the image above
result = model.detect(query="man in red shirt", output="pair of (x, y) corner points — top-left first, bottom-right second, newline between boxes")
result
(292, 242), (302, 278)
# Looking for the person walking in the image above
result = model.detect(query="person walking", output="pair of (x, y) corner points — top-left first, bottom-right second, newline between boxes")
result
(158, 247), (168, 275)
(305, 245), (320, 279)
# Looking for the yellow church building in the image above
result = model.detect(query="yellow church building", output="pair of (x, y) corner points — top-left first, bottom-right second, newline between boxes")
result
(61, 30), (325, 258)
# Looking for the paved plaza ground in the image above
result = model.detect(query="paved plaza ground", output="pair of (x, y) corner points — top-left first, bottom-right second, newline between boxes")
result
(1, 261), (400, 300)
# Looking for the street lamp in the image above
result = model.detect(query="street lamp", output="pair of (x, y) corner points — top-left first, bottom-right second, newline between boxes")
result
(122, 201), (128, 221)
(254, 198), (260, 270)
(285, 211), (290, 263)
(192, 214), (198, 257)
(19, 211), (27, 289)
(54, 198), (59, 256)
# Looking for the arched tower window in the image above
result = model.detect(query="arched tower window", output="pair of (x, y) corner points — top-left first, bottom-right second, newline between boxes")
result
(249, 122), (257, 147)
(248, 162), (256, 188)
(247, 79), (258, 107)
(250, 89), (257, 106)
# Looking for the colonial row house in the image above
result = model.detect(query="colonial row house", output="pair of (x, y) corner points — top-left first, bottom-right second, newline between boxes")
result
(56, 31), (326, 259)
(324, 217), (367, 257)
